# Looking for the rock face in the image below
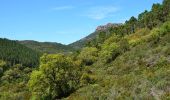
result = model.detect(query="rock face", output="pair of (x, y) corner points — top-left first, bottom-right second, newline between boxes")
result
(96, 23), (122, 32)
(69, 23), (122, 49)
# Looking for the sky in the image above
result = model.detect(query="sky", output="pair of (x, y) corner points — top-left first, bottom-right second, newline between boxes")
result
(0, 0), (162, 44)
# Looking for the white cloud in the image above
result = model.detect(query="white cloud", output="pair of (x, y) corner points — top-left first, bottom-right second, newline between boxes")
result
(84, 6), (119, 20)
(52, 6), (74, 11)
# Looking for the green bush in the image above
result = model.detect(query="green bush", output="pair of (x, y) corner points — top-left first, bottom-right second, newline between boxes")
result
(78, 47), (98, 66)
(163, 46), (170, 56)
(161, 21), (170, 34)
(100, 43), (120, 63)
(150, 21), (170, 43)
(80, 73), (97, 86)
(118, 38), (130, 53)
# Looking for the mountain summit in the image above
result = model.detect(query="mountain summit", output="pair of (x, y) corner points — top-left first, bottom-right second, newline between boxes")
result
(69, 23), (122, 49)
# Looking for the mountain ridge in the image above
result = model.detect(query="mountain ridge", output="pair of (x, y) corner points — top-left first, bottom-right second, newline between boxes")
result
(69, 23), (122, 49)
(16, 23), (122, 52)
(18, 40), (75, 54)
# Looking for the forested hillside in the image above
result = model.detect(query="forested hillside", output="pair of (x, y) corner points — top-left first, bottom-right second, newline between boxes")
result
(0, 0), (170, 100)
(68, 21), (170, 100)
(0, 38), (40, 67)
(0, 39), (40, 99)
(19, 40), (75, 54)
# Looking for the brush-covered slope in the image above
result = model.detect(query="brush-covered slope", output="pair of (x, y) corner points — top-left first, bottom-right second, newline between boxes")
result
(19, 40), (75, 54)
(68, 21), (170, 100)
(1, 0), (170, 99)
(67, 0), (170, 97)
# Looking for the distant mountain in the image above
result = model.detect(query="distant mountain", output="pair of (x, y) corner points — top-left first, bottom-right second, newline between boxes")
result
(69, 23), (122, 49)
(19, 40), (75, 54)
(95, 23), (122, 31)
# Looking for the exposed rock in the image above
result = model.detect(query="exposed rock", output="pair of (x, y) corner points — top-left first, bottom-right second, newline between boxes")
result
(96, 23), (122, 32)
(69, 23), (122, 49)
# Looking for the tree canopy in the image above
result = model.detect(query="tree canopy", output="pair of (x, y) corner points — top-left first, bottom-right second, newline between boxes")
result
(28, 54), (81, 99)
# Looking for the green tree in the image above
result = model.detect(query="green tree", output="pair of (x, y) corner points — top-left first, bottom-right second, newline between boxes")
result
(125, 16), (137, 34)
(138, 10), (148, 28)
(97, 32), (107, 45)
(0, 60), (7, 77)
(162, 0), (170, 21)
(152, 3), (163, 22)
(28, 54), (80, 99)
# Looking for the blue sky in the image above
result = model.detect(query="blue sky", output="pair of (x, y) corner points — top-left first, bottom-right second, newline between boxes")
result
(0, 0), (162, 44)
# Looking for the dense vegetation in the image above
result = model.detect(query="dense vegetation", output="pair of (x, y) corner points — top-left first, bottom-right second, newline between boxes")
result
(67, 21), (170, 100)
(19, 40), (75, 54)
(0, 0), (170, 99)
(0, 39), (40, 67)
(0, 39), (40, 99)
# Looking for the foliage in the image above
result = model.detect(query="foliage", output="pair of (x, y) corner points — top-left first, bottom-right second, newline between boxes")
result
(0, 38), (40, 67)
(99, 43), (120, 63)
(19, 40), (75, 54)
(67, 3), (170, 98)
(0, 60), (7, 77)
(28, 54), (81, 99)
(78, 47), (98, 66)
(0, 64), (33, 100)
(1, 0), (170, 99)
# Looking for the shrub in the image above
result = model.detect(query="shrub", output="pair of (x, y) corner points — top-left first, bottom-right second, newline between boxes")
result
(150, 21), (170, 43)
(1, 68), (22, 83)
(103, 35), (121, 45)
(78, 47), (98, 66)
(100, 43), (120, 63)
(80, 73), (96, 86)
(163, 46), (170, 56)
(129, 38), (144, 47)
(118, 38), (130, 53)
(161, 21), (170, 34)
(150, 28), (162, 42)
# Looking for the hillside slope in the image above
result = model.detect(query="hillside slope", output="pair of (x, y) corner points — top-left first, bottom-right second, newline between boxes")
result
(0, 0), (170, 99)
(68, 21), (170, 100)
(0, 38), (40, 67)
(69, 23), (121, 49)
(67, 0), (170, 98)
(19, 40), (75, 54)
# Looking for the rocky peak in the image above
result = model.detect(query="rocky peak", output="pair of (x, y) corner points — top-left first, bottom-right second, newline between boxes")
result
(96, 23), (122, 32)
